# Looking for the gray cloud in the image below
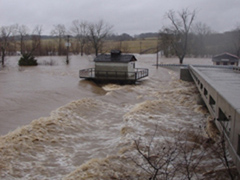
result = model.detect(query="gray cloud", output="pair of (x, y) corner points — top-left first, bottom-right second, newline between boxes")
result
(1, 0), (240, 35)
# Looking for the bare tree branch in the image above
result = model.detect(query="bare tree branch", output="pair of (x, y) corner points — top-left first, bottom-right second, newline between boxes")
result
(51, 24), (66, 55)
(87, 20), (112, 56)
(0, 24), (17, 66)
(30, 25), (42, 56)
(16, 24), (29, 54)
(163, 8), (196, 64)
(71, 20), (88, 56)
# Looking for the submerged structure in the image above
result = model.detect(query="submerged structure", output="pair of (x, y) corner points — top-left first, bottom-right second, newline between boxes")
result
(79, 50), (148, 83)
(212, 52), (239, 66)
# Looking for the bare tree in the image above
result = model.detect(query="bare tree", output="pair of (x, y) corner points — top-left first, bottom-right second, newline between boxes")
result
(159, 31), (174, 58)
(130, 126), (209, 180)
(51, 24), (66, 55)
(193, 22), (211, 36)
(16, 24), (29, 55)
(87, 20), (112, 56)
(18, 25), (42, 66)
(71, 20), (88, 56)
(211, 133), (236, 180)
(177, 133), (206, 180)
(133, 137), (179, 180)
(190, 22), (212, 57)
(163, 9), (196, 64)
(232, 25), (240, 57)
(31, 25), (42, 56)
(0, 25), (17, 66)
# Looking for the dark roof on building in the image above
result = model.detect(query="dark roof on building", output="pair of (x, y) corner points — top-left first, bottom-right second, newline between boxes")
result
(212, 52), (239, 62)
(94, 50), (137, 63)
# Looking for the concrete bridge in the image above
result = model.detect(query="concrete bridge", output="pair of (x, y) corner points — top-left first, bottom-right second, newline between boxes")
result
(180, 65), (240, 173)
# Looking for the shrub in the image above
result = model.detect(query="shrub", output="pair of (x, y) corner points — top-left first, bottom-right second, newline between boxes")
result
(18, 54), (38, 66)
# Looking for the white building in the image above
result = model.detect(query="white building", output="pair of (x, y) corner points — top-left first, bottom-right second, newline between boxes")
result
(79, 50), (148, 83)
(212, 52), (239, 66)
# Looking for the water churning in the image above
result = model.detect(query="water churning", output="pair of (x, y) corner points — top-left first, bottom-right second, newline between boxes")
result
(0, 55), (236, 179)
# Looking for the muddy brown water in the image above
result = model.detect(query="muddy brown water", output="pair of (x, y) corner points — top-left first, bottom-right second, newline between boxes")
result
(1, 55), (229, 180)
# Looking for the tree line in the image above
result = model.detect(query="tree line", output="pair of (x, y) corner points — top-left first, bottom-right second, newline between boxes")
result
(1, 8), (240, 66)
(159, 9), (240, 64)
(0, 20), (112, 66)
(160, 23), (240, 60)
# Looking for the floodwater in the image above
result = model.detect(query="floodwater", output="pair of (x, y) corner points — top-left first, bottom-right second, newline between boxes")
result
(0, 55), (236, 179)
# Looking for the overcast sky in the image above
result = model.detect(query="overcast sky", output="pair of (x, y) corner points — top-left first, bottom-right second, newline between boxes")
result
(0, 0), (240, 35)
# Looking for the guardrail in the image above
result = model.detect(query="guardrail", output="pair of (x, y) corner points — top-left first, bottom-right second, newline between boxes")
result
(79, 68), (148, 81)
(155, 64), (237, 69)
(154, 64), (189, 67)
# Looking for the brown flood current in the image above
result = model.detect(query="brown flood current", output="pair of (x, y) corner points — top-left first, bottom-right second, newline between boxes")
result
(0, 55), (237, 179)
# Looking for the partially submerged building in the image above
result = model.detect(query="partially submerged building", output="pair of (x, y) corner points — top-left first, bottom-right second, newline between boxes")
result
(212, 52), (239, 66)
(79, 50), (148, 83)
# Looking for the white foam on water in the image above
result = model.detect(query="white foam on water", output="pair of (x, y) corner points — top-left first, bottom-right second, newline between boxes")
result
(0, 55), (236, 179)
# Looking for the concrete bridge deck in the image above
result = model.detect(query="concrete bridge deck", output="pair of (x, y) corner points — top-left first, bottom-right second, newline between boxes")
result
(190, 65), (240, 115)
(187, 65), (240, 173)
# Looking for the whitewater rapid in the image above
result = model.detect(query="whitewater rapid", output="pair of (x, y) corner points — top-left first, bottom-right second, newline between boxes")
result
(0, 55), (235, 179)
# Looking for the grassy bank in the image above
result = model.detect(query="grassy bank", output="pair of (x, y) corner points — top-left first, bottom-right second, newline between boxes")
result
(103, 37), (158, 54)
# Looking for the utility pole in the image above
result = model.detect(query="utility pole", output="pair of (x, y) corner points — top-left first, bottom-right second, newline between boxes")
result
(66, 35), (70, 64)
(156, 44), (159, 69)
(140, 41), (142, 54)
(156, 34), (161, 69)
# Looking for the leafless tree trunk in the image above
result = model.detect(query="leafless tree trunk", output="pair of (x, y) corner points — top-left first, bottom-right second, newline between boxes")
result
(131, 126), (209, 180)
(71, 20), (88, 56)
(191, 22), (212, 57)
(131, 127), (176, 180)
(51, 24), (66, 56)
(213, 133), (235, 180)
(193, 22), (211, 36)
(177, 133), (206, 180)
(87, 20), (112, 56)
(163, 8), (196, 64)
(132, 137), (179, 180)
(232, 26), (240, 57)
(16, 24), (29, 55)
(0, 25), (17, 67)
(31, 25), (42, 56)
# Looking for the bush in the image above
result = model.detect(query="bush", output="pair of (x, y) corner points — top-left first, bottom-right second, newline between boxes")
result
(18, 54), (38, 66)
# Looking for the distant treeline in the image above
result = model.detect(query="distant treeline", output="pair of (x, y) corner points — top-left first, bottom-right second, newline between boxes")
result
(12, 32), (159, 42)
(1, 27), (240, 57)
(188, 30), (240, 57)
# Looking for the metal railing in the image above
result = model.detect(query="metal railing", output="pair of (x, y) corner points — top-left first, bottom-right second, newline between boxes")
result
(79, 68), (148, 81)
(79, 68), (95, 78)
(135, 68), (149, 80)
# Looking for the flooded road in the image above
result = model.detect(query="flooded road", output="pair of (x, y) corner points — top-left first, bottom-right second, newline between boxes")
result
(1, 55), (234, 180)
